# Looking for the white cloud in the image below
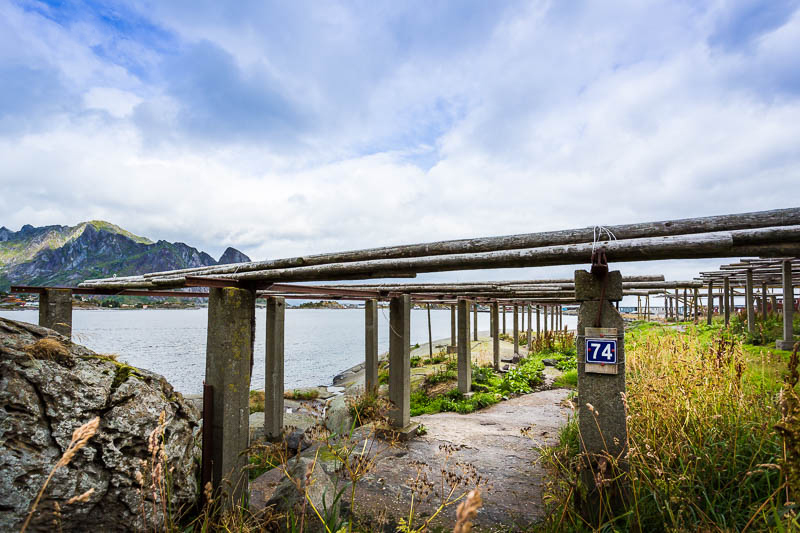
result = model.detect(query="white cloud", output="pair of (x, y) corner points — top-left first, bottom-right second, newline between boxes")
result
(1, 0), (799, 285)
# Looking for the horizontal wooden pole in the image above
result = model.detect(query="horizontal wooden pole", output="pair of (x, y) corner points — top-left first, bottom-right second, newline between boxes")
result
(82, 207), (800, 285)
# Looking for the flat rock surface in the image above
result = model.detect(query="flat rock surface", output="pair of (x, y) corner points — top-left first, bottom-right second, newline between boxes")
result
(346, 388), (571, 531)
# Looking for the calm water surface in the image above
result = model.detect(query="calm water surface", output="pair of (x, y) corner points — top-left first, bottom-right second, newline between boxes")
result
(0, 307), (577, 394)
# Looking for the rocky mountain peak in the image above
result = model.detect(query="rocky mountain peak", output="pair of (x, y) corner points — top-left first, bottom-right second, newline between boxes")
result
(218, 247), (251, 265)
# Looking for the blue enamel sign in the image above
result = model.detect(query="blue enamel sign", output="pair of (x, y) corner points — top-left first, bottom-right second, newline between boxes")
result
(585, 338), (617, 364)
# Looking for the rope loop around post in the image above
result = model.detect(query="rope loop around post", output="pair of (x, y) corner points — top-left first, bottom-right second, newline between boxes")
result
(591, 248), (610, 327)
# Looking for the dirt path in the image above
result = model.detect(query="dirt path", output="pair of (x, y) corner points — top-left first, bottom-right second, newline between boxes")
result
(347, 388), (571, 531)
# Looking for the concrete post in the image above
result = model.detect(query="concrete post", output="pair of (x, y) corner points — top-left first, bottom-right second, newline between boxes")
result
(457, 299), (473, 393)
(502, 305), (506, 334)
(683, 288), (688, 321)
(39, 288), (73, 338)
(536, 305), (541, 338)
(575, 270), (628, 519)
(674, 288), (679, 322)
(707, 281), (713, 325)
(450, 305), (456, 350)
(745, 269), (755, 335)
(389, 295), (411, 428)
(762, 282), (768, 320)
(543, 306), (548, 335)
(491, 302), (500, 370)
(771, 295), (778, 313)
(265, 296), (285, 439)
(723, 277), (731, 326)
(777, 260), (796, 350)
(513, 304), (520, 355)
(527, 304), (532, 353)
(205, 287), (255, 504)
(365, 299), (379, 393)
(473, 303), (478, 341)
(646, 295), (650, 321)
(693, 288), (699, 323)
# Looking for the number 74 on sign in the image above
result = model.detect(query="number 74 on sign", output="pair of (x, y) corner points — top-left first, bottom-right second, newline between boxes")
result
(585, 338), (617, 365)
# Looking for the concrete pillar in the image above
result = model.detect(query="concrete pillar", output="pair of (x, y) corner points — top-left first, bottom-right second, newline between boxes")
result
(543, 306), (548, 335)
(526, 304), (532, 353)
(205, 287), (255, 504)
(723, 277), (731, 326)
(39, 288), (73, 338)
(575, 270), (628, 519)
(693, 288), (699, 323)
(674, 288), (679, 322)
(491, 302), (500, 370)
(646, 295), (650, 321)
(389, 295), (411, 428)
(683, 288), (688, 321)
(502, 305), (506, 334)
(777, 260), (796, 350)
(536, 305), (541, 338)
(707, 281), (713, 325)
(264, 296), (285, 439)
(457, 299), (473, 393)
(745, 270), (755, 335)
(365, 299), (379, 393)
(450, 305), (456, 349)
(771, 295), (778, 313)
(762, 282), (768, 320)
(473, 303), (478, 341)
(513, 304), (519, 354)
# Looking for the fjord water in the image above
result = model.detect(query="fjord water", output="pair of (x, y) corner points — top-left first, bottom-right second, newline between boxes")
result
(0, 308), (577, 394)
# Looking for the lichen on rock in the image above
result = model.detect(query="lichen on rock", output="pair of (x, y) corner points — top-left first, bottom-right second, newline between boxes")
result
(0, 317), (200, 532)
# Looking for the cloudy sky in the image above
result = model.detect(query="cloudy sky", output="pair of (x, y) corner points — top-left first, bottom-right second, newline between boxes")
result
(1, 0), (799, 285)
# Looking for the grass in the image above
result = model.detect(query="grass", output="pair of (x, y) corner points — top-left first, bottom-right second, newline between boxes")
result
(535, 322), (800, 532)
(410, 357), (545, 416)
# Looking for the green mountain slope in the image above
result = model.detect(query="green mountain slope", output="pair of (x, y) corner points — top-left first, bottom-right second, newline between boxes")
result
(0, 221), (249, 290)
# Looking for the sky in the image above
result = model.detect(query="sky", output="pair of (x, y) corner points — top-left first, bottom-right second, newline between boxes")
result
(1, 0), (799, 288)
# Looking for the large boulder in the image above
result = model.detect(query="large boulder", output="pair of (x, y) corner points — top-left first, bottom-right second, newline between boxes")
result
(0, 317), (200, 532)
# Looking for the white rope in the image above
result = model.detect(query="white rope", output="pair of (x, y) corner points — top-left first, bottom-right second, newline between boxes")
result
(591, 225), (618, 252)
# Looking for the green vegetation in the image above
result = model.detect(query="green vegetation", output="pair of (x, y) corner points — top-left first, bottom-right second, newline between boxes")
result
(410, 357), (545, 416)
(536, 321), (799, 532)
(552, 369), (577, 389)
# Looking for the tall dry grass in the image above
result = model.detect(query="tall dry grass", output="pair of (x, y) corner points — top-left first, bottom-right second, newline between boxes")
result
(537, 325), (799, 532)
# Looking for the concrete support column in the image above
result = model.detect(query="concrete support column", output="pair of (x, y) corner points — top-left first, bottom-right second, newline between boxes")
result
(491, 302), (500, 370)
(543, 306), (548, 335)
(674, 288), (679, 322)
(365, 299), (379, 393)
(536, 305), (541, 338)
(502, 305), (506, 334)
(389, 295), (411, 428)
(707, 281), (713, 325)
(762, 282), (769, 320)
(473, 303), (479, 341)
(265, 296), (285, 439)
(745, 269), (755, 335)
(682, 289), (688, 321)
(513, 304), (520, 354)
(39, 288), (73, 338)
(575, 270), (628, 520)
(777, 260), (796, 351)
(526, 304), (532, 353)
(205, 287), (255, 504)
(771, 295), (778, 313)
(457, 298), (473, 393)
(450, 305), (456, 350)
(723, 277), (731, 326)
(646, 295), (650, 321)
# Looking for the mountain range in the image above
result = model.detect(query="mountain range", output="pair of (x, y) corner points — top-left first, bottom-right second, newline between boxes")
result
(0, 221), (250, 291)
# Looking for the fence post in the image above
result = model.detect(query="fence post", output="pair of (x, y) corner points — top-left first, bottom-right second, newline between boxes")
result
(575, 269), (628, 520)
